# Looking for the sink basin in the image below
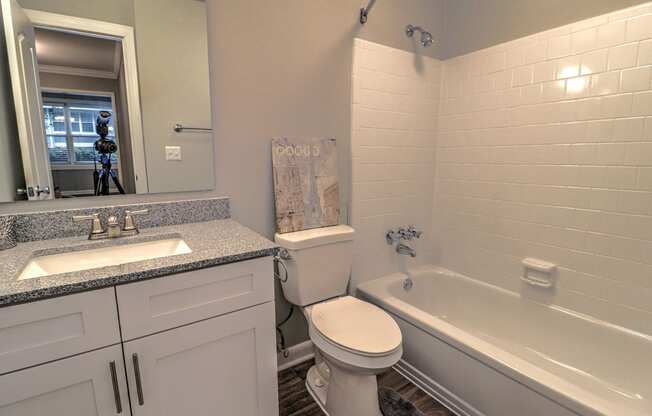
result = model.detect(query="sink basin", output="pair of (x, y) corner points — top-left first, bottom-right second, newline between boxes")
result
(18, 238), (192, 280)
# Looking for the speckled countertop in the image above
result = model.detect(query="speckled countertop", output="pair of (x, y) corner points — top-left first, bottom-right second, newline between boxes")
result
(0, 219), (277, 307)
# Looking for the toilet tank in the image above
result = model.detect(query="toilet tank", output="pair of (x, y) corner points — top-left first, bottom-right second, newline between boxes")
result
(275, 225), (355, 307)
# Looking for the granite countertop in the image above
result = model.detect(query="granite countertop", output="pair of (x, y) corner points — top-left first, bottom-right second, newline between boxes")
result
(0, 219), (277, 307)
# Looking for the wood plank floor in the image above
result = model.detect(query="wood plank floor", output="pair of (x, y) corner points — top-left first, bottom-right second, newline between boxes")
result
(278, 360), (456, 416)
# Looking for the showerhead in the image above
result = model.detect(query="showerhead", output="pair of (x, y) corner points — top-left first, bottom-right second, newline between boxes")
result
(406, 24), (434, 47)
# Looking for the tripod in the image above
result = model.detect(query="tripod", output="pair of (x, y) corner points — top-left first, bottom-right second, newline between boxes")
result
(94, 153), (125, 196)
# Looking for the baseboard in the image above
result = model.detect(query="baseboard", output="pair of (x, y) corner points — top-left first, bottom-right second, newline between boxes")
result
(393, 359), (485, 416)
(277, 340), (315, 371)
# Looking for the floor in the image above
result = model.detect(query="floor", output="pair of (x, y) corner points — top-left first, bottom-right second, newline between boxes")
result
(278, 360), (456, 416)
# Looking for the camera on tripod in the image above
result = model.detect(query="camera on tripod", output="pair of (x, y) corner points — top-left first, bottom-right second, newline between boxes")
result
(94, 111), (118, 154)
(93, 111), (125, 196)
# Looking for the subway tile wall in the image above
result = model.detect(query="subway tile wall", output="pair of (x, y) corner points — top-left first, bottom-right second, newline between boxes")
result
(436, 3), (652, 335)
(350, 39), (441, 290)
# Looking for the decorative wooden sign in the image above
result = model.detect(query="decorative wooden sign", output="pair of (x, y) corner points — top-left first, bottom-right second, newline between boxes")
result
(272, 137), (340, 234)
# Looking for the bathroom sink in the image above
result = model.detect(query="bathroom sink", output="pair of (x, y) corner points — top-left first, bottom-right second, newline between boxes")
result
(18, 238), (192, 280)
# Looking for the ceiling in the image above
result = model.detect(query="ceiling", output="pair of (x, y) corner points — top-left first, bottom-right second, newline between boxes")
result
(34, 28), (122, 77)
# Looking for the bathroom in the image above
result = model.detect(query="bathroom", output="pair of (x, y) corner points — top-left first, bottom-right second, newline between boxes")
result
(0, 0), (651, 415)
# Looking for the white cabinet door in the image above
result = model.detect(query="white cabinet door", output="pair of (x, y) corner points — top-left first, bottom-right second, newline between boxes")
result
(124, 302), (278, 416)
(0, 345), (130, 416)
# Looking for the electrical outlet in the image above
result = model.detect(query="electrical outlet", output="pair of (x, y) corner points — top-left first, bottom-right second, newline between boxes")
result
(165, 146), (182, 161)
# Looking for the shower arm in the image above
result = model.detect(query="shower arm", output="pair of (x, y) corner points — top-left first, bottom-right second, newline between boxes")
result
(359, 0), (377, 24)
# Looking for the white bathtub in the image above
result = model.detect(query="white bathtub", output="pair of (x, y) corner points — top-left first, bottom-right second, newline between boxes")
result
(357, 265), (651, 416)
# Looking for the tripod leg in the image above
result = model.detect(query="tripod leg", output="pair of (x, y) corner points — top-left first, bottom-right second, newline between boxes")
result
(101, 168), (110, 195)
(110, 170), (126, 195)
(95, 170), (104, 196)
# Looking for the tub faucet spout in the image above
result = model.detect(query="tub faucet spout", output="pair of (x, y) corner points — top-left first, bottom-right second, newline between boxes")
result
(396, 243), (416, 258)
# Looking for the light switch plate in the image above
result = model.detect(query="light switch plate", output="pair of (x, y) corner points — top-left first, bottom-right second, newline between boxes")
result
(165, 146), (182, 161)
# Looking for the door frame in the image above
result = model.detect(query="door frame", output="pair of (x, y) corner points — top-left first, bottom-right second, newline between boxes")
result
(25, 9), (149, 194)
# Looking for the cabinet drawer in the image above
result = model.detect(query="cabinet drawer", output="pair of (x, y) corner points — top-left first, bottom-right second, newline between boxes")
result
(116, 257), (274, 340)
(0, 288), (120, 375)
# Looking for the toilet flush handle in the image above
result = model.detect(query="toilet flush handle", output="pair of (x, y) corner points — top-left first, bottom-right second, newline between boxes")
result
(274, 250), (290, 283)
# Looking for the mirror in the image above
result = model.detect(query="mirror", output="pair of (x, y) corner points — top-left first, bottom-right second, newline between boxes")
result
(0, 0), (214, 202)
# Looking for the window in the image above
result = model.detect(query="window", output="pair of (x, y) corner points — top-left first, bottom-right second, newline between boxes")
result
(42, 92), (119, 167)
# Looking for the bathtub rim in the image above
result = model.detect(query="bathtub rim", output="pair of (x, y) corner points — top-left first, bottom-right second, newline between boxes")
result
(357, 265), (649, 416)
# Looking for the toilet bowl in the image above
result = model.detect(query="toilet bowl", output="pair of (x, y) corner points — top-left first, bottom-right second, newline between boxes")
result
(274, 225), (403, 416)
(303, 296), (403, 416)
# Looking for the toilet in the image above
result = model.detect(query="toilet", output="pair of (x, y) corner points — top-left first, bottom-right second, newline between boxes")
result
(275, 225), (403, 416)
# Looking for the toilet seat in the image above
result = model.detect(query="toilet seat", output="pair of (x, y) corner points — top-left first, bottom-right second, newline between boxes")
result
(307, 296), (402, 369)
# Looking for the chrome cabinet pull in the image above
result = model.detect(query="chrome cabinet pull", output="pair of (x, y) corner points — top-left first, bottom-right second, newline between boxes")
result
(132, 353), (145, 405)
(109, 361), (122, 413)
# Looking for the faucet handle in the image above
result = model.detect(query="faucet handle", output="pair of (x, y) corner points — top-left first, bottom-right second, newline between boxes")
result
(407, 225), (422, 239)
(73, 213), (105, 238)
(123, 209), (149, 233)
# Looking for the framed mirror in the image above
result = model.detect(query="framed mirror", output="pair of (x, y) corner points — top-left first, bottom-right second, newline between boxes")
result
(0, 0), (214, 203)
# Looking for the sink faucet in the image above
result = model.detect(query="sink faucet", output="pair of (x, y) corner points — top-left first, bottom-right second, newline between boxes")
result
(73, 209), (149, 240)
(396, 242), (416, 257)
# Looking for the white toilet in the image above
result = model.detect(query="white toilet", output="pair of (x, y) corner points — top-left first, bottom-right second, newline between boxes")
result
(275, 225), (403, 416)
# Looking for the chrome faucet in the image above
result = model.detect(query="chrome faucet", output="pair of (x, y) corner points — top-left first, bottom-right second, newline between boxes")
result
(396, 242), (417, 258)
(386, 226), (422, 291)
(73, 209), (149, 240)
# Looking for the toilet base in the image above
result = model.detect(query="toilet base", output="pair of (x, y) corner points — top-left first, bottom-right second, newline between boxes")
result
(305, 362), (383, 416)
(306, 366), (329, 415)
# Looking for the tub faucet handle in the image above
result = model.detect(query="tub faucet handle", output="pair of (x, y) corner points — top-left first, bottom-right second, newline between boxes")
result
(407, 226), (422, 239)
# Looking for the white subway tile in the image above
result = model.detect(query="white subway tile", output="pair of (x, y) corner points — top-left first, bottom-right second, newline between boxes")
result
(626, 13), (652, 42)
(580, 49), (608, 75)
(600, 93), (633, 118)
(556, 57), (581, 79)
(533, 60), (557, 82)
(566, 76), (591, 98)
(512, 65), (534, 86)
(638, 167), (652, 190)
(608, 43), (638, 69)
(576, 97), (603, 121)
(639, 39), (652, 66)
(572, 28), (598, 54)
(621, 66), (652, 92)
(632, 91), (652, 115)
(548, 34), (572, 58)
(542, 80), (567, 102)
(597, 143), (627, 165)
(597, 20), (627, 48)
(590, 71), (621, 96)
(613, 117), (646, 141)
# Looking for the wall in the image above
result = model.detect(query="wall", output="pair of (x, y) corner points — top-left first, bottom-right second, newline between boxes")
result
(134, 0), (214, 194)
(441, 0), (651, 59)
(350, 39), (440, 290)
(0, 6), (24, 202)
(436, 3), (652, 336)
(207, 0), (445, 347)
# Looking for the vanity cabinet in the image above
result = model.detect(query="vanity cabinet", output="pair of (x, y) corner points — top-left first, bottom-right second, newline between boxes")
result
(0, 257), (278, 416)
(0, 345), (129, 416)
(124, 302), (277, 416)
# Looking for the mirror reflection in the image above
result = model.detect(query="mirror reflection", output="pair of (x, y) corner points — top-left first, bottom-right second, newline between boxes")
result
(0, 0), (215, 203)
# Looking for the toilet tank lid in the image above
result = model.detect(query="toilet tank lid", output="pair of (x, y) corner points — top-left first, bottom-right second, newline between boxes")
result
(275, 225), (355, 250)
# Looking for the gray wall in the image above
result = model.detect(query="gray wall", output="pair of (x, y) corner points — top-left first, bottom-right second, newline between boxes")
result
(0, 6), (24, 203)
(135, 0), (214, 194)
(440, 0), (651, 58)
(207, 0), (445, 347)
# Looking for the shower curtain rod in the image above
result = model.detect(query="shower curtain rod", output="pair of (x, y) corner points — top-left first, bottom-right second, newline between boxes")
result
(359, 0), (376, 24)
